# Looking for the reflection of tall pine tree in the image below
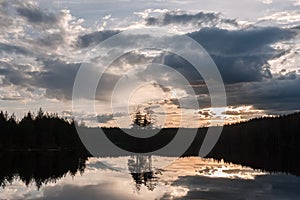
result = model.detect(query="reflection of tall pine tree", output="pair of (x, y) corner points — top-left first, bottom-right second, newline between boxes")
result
(127, 155), (159, 192)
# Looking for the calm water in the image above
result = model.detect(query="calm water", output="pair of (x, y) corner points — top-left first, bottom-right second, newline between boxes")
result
(1, 156), (300, 200)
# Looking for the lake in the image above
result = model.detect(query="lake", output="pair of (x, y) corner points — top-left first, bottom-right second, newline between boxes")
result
(1, 154), (300, 200)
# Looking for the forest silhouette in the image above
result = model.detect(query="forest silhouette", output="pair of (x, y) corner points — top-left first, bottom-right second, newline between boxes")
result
(0, 109), (300, 189)
(0, 109), (87, 152)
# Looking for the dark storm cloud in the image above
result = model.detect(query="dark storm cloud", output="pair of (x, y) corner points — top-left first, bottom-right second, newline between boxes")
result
(226, 77), (300, 113)
(189, 75), (300, 113)
(163, 53), (203, 83)
(157, 26), (299, 112)
(77, 30), (120, 48)
(188, 27), (293, 55)
(188, 27), (295, 84)
(0, 59), (80, 100)
(0, 43), (31, 55)
(145, 11), (238, 27)
(33, 59), (81, 100)
(35, 60), (120, 101)
(95, 72), (121, 101)
(0, 56), (123, 101)
(0, 61), (33, 87)
(163, 27), (295, 84)
(190, 76), (300, 113)
(97, 114), (114, 123)
(16, 6), (58, 24)
(36, 33), (65, 48)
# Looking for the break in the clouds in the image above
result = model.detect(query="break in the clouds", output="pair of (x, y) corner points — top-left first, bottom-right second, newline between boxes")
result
(0, 0), (300, 126)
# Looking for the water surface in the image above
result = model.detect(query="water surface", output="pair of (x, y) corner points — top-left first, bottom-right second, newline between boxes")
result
(1, 155), (300, 200)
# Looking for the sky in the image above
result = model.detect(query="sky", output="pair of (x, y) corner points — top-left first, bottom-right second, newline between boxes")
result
(0, 0), (300, 127)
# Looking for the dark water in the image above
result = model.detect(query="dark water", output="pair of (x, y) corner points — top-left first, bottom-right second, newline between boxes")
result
(0, 152), (300, 199)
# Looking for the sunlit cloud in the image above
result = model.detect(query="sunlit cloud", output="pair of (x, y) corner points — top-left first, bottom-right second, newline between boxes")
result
(0, 0), (299, 127)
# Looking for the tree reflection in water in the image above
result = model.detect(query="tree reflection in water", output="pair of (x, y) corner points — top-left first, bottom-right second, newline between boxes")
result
(0, 151), (88, 189)
(0, 151), (163, 192)
(127, 154), (161, 192)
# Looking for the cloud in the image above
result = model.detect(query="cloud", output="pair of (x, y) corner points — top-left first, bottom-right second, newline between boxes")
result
(0, 58), (80, 100)
(221, 106), (266, 121)
(164, 174), (300, 200)
(146, 26), (295, 92)
(73, 26), (298, 115)
(160, 26), (299, 113)
(32, 183), (141, 200)
(0, 1), (89, 101)
(0, 92), (24, 101)
(292, 0), (300, 6)
(0, 43), (31, 55)
(36, 33), (65, 48)
(198, 109), (215, 119)
(144, 11), (239, 29)
(183, 27), (294, 84)
(0, 61), (33, 87)
(16, 3), (58, 24)
(33, 59), (81, 100)
(188, 27), (294, 55)
(261, 0), (273, 4)
(226, 77), (300, 113)
(258, 11), (300, 27)
(0, 0), (299, 120)
(152, 83), (171, 93)
(77, 30), (120, 48)
(0, 0), (86, 61)
(97, 112), (126, 124)
(18, 59), (122, 101)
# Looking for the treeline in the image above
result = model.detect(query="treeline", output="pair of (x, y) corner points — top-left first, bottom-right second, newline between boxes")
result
(0, 109), (87, 153)
(1, 108), (300, 175)
(206, 112), (300, 175)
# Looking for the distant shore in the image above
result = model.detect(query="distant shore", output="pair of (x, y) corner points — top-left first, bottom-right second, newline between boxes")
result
(0, 110), (300, 176)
